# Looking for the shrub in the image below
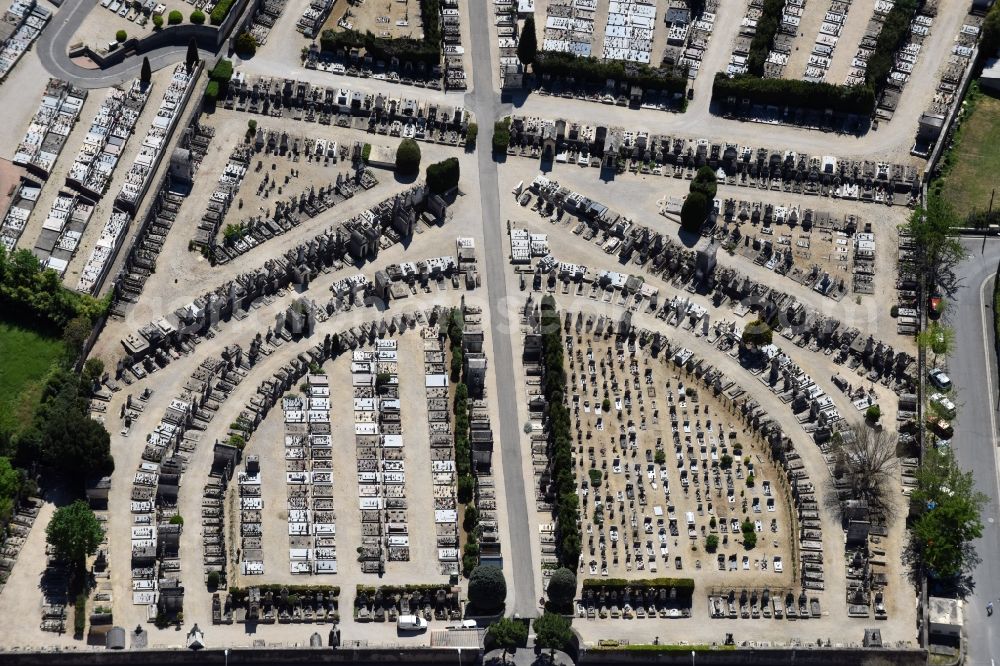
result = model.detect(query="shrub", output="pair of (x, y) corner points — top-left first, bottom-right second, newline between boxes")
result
(457, 474), (474, 503)
(463, 504), (478, 532)
(425, 157), (460, 195)
(588, 468), (602, 488)
(190, 9), (204, 23)
(205, 80), (219, 103)
(546, 567), (577, 610)
(465, 122), (478, 147)
(209, 0), (235, 25)
(115, 29), (127, 42)
(361, 143), (371, 162)
(207, 571), (220, 590)
(209, 58), (233, 83)
(74, 593), (87, 637)
(152, 13), (163, 27)
(681, 191), (707, 233)
(395, 138), (421, 175)
(741, 319), (773, 347)
(866, 404), (882, 422)
(745, 473), (755, 488)
(167, 9), (182, 24)
(690, 166), (717, 200)
(654, 449), (666, 466)
(468, 565), (506, 612)
(234, 31), (257, 56)
(705, 534), (719, 552)
(169, 515), (184, 525)
(720, 454), (733, 469)
(492, 118), (511, 153)
(601, 398), (611, 412)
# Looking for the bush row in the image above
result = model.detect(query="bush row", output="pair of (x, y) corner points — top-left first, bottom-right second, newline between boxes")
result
(711, 72), (876, 115)
(533, 50), (687, 94)
(229, 584), (340, 604)
(319, 0), (441, 65)
(209, 0), (235, 25)
(864, 0), (920, 97)
(540, 295), (581, 569)
(746, 0), (786, 76)
(582, 577), (695, 592)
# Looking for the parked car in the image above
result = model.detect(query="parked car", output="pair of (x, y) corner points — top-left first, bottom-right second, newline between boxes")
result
(928, 368), (952, 391)
(397, 615), (428, 631)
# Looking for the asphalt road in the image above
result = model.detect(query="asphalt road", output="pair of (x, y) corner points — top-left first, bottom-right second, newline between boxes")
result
(466, 0), (537, 618)
(36, 0), (214, 87)
(948, 238), (1000, 665)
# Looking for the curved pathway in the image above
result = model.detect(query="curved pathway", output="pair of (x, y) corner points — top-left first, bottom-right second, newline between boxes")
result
(36, 0), (216, 87)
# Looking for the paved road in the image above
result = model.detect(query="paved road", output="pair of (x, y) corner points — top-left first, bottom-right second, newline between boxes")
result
(948, 238), (1000, 665)
(466, 0), (536, 619)
(36, 0), (215, 87)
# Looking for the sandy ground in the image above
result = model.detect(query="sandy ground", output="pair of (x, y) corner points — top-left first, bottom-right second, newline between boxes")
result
(323, 0), (425, 41)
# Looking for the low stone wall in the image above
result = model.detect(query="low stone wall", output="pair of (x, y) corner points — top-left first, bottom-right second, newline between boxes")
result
(580, 647), (927, 666)
(0, 647), (482, 666)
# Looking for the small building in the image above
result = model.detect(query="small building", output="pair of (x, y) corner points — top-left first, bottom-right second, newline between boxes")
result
(927, 597), (963, 639)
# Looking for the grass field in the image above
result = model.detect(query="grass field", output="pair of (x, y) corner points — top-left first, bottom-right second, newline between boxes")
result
(939, 86), (1000, 221)
(0, 318), (64, 436)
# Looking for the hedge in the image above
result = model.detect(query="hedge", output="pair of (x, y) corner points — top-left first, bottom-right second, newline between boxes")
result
(864, 0), (920, 97)
(712, 72), (876, 115)
(540, 295), (580, 569)
(320, 0), (441, 65)
(209, 0), (235, 25)
(492, 118), (511, 153)
(746, 0), (785, 76)
(205, 80), (219, 102)
(230, 584), (340, 604)
(582, 577), (695, 591)
(533, 50), (687, 94)
(426, 157), (460, 194)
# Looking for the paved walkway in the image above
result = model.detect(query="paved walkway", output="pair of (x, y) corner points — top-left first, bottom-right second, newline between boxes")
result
(36, 0), (215, 87)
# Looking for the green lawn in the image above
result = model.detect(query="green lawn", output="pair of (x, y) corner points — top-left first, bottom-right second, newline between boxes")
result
(0, 318), (64, 436)
(940, 87), (1000, 221)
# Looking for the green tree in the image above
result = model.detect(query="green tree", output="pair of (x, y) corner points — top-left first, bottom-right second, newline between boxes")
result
(906, 196), (966, 293)
(690, 165), (718, 200)
(190, 9), (205, 23)
(81, 358), (105, 393)
(680, 191), (708, 233)
(46, 500), (104, 573)
(115, 29), (127, 42)
(234, 31), (257, 56)
(62, 315), (93, 361)
(741, 318), (773, 347)
(546, 567), (577, 611)
(533, 612), (573, 658)
(492, 118), (511, 153)
(488, 617), (527, 662)
(167, 9), (182, 23)
(865, 404), (881, 422)
(910, 447), (987, 578)
(468, 564), (506, 612)
(705, 533), (719, 552)
(517, 16), (537, 66)
(0, 457), (22, 524)
(395, 138), (421, 176)
(425, 157), (460, 195)
(152, 13), (163, 28)
(140, 56), (151, 85)
(185, 37), (198, 71)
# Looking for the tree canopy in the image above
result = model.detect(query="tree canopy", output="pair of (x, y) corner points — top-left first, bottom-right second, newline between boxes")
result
(517, 16), (537, 66)
(546, 567), (577, 611)
(140, 57), (151, 85)
(741, 318), (773, 347)
(186, 37), (199, 72)
(46, 500), (104, 569)
(0, 457), (21, 524)
(533, 612), (573, 655)
(910, 447), (987, 578)
(905, 196), (965, 294)
(487, 617), (527, 661)
(426, 157), (460, 195)
(690, 166), (718, 200)
(0, 247), (106, 329)
(680, 191), (708, 233)
(15, 368), (113, 484)
(395, 138), (422, 176)
(468, 564), (506, 612)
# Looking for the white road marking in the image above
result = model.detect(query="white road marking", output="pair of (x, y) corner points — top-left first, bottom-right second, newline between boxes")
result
(978, 271), (1000, 504)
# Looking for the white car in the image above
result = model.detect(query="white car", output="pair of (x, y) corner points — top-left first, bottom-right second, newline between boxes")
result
(928, 368), (952, 390)
(397, 615), (428, 631)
